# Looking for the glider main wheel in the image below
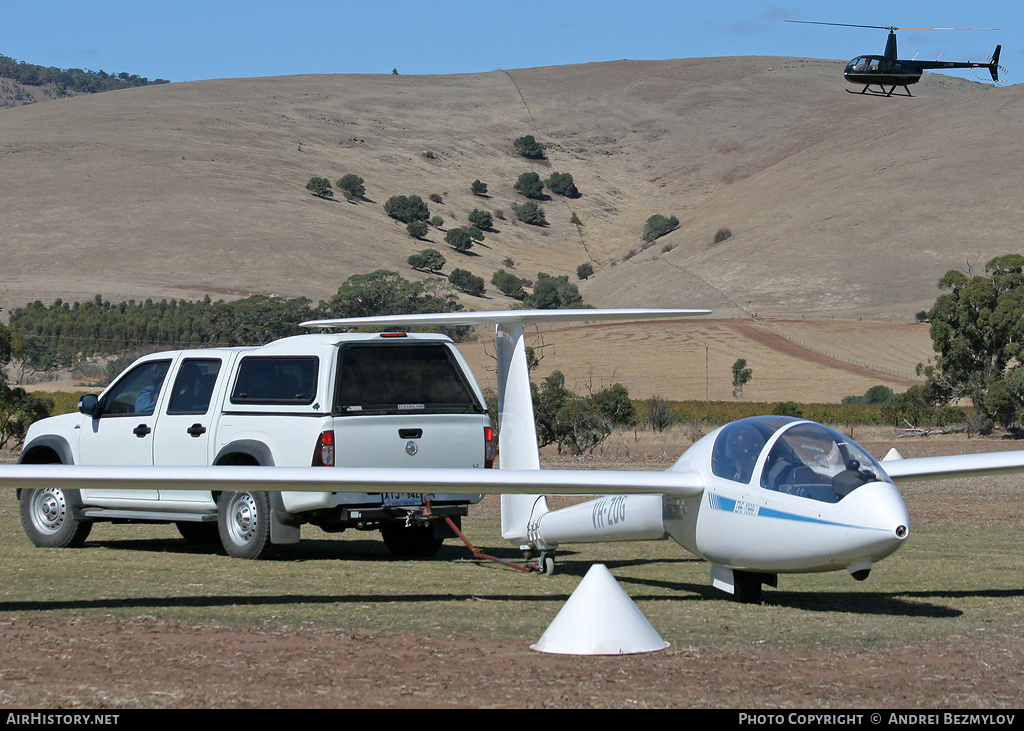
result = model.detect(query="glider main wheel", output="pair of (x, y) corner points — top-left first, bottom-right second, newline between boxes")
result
(218, 490), (273, 559)
(733, 571), (763, 604)
(380, 522), (443, 558)
(19, 486), (92, 548)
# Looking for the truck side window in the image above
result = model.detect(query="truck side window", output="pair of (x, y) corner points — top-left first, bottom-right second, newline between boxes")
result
(168, 358), (222, 414)
(102, 360), (172, 416)
(231, 356), (318, 404)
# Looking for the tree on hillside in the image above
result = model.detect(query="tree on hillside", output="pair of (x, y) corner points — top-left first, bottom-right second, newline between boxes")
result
(491, 269), (528, 300)
(305, 176), (333, 199)
(511, 200), (547, 226)
(448, 268), (485, 297)
(471, 179), (488, 196)
(731, 358), (753, 400)
(467, 209), (493, 231)
(316, 270), (461, 322)
(444, 227), (474, 252)
(513, 134), (544, 159)
(336, 174), (366, 201)
(642, 214), (679, 242)
(514, 172), (545, 199)
(545, 171), (579, 198)
(408, 248), (446, 273)
(526, 273), (583, 310)
(406, 220), (428, 239)
(922, 254), (1024, 426)
(383, 195), (430, 223)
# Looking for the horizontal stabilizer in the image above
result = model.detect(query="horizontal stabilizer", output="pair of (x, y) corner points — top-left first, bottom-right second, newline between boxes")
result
(301, 307), (710, 330)
(0, 464), (706, 500)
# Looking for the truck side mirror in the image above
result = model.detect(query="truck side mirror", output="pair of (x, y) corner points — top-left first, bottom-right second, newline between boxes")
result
(78, 394), (101, 417)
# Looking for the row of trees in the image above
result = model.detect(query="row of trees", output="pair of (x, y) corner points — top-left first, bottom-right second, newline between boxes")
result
(0, 54), (169, 94)
(5, 271), (469, 377)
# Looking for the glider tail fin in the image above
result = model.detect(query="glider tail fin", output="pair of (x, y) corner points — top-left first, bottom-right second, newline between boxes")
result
(494, 320), (549, 547)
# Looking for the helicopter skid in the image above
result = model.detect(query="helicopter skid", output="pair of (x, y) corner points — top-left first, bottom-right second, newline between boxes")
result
(848, 84), (913, 97)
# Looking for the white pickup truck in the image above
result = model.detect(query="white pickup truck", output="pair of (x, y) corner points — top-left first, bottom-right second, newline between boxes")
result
(16, 330), (494, 559)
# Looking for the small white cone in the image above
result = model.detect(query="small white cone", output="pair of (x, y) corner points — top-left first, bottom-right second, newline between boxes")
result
(531, 564), (669, 655)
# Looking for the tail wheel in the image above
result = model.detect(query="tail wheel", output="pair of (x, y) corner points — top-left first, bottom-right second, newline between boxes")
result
(218, 490), (273, 559)
(19, 487), (92, 548)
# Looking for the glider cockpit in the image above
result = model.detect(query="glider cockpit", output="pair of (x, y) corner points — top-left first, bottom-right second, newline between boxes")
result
(710, 416), (890, 504)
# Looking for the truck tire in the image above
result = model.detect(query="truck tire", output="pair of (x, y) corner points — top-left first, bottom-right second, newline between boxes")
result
(19, 487), (92, 548)
(218, 490), (273, 559)
(380, 522), (443, 558)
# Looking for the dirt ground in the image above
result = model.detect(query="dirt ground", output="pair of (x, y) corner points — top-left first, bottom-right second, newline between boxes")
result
(3, 613), (1021, 710)
(2, 431), (1023, 710)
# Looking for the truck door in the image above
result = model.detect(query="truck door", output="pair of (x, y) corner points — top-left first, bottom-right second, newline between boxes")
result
(153, 357), (223, 502)
(78, 357), (175, 501)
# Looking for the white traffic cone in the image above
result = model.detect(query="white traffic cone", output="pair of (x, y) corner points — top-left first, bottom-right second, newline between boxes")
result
(531, 563), (669, 655)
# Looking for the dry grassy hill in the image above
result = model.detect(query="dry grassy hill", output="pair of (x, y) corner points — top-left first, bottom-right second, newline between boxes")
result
(1, 57), (1018, 402)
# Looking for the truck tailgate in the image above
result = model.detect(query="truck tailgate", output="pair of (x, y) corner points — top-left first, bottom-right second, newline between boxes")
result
(333, 413), (488, 470)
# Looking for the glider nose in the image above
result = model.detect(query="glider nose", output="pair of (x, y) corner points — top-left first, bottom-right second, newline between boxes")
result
(842, 481), (911, 565)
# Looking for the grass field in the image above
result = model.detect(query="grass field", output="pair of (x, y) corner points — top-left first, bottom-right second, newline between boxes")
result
(0, 433), (1022, 707)
(0, 481), (1021, 652)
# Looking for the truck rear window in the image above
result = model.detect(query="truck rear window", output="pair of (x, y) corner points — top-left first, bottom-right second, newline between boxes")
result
(333, 343), (481, 415)
(231, 356), (318, 404)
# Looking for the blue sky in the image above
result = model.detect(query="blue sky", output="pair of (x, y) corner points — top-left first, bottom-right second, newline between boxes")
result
(4, 0), (1016, 85)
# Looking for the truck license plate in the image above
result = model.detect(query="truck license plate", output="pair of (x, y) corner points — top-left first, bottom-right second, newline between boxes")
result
(381, 493), (424, 507)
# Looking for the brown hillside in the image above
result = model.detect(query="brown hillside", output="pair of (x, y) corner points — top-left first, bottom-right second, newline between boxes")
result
(0, 57), (1016, 401)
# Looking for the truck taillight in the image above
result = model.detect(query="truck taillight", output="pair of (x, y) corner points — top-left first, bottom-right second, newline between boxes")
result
(484, 426), (495, 468)
(313, 430), (335, 467)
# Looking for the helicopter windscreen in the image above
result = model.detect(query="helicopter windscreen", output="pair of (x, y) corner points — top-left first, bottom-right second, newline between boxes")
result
(760, 422), (892, 503)
(846, 56), (879, 73)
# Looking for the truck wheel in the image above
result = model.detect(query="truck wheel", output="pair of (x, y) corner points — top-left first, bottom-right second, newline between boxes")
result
(218, 491), (273, 559)
(380, 522), (443, 558)
(19, 487), (92, 548)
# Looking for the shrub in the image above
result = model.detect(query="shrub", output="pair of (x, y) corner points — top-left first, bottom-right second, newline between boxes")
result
(471, 179), (488, 196)
(714, 227), (732, 243)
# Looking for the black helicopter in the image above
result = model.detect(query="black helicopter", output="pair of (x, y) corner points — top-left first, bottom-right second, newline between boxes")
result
(787, 21), (1002, 97)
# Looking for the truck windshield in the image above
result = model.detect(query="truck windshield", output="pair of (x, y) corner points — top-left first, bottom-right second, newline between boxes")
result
(333, 343), (482, 415)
